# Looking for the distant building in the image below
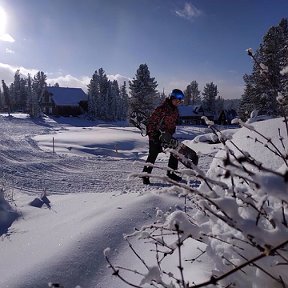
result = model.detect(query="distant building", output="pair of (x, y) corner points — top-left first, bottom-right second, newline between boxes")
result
(217, 109), (238, 125)
(40, 87), (88, 116)
(178, 105), (214, 125)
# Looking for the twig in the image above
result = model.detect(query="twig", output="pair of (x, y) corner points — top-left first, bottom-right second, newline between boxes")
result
(175, 223), (186, 288)
(188, 239), (288, 288)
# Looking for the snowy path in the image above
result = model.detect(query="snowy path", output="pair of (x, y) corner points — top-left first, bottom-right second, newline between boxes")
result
(0, 116), (212, 195)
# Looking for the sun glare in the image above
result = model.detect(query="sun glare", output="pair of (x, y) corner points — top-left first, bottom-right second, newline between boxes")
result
(0, 6), (7, 35)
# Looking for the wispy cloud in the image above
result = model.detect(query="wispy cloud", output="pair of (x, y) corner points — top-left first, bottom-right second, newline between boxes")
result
(47, 74), (90, 92)
(175, 2), (202, 21)
(0, 63), (90, 91)
(107, 74), (131, 87)
(0, 62), (38, 83)
(47, 73), (130, 93)
(5, 48), (15, 54)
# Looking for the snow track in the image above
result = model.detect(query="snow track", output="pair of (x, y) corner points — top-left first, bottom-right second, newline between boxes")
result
(0, 116), (148, 195)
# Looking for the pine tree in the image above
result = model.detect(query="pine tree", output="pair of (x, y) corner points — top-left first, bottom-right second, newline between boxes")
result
(108, 80), (119, 121)
(129, 64), (158, 117)
(0, 87), (2, 110)
(20, 77), (28, 112)
(119, 81), (129, 120)
(202, 82), (218, 114)
(88, 68), (122, 121)
(184, 85), (192, 106)
(215, 95), (224, 116)
(223, 99), (240, 110)
(87, 70), (99, 119)
(12, 70), (21, 111)
(98, 68), (110, 120)
(184, 80), (201, 105)
(2, 80), (11, 115)
(239, 18), (288, 118)
(8, 83), (15, 111)
(10, 69), (27, 112)
(159, 89), (166, 104)
(31, 71), (47, 117)
(257, 19), (288, 115)
(278, 19), (288, 112)
(239, 73), (261, 121)
(26, 74), (33, 115)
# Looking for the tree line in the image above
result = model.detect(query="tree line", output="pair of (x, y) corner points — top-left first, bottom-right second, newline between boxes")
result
(127, 64), (238, 119)
(1, 18), (287, 122)
(0, 63), (232, 121)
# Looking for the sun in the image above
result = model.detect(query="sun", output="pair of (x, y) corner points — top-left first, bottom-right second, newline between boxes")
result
(0, 6), (14, 42)
(0, 6), (7, 35)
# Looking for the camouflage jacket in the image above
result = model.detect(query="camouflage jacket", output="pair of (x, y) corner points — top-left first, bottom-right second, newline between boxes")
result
(146, 99), (179, 140)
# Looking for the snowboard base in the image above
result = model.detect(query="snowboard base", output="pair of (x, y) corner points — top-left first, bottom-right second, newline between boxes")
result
(170, 142), (198, 169)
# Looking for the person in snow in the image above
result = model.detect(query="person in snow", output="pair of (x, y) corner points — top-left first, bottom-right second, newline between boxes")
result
(142, 89), (184, 185)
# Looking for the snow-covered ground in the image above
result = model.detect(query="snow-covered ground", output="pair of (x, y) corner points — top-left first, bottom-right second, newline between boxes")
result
(3, 114), (286, 288)
(0, 113), (224, 288)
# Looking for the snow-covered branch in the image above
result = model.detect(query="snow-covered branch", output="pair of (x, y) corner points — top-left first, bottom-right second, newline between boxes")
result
(106, 118), (288, 287)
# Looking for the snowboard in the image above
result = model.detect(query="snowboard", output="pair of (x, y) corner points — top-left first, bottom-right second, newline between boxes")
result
(171, 142), (199, 169)
(130, 111), (199, 169)
(160, 132), (199, 168)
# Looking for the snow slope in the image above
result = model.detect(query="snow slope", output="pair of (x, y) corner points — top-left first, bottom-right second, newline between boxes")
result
(0, 114), (215, 288)
(2, 192), (186, 288)
(3, 114), (286, 288)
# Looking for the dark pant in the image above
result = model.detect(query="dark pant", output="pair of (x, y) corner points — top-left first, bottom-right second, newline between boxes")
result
(143, 140), (178, 175)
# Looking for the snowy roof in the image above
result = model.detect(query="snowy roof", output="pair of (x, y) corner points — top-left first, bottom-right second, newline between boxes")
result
(46, 87), (88, 106)
(178, 105), (203, 117)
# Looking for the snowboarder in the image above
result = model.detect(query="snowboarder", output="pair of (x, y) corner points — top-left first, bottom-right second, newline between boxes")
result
(142, 89), (185, 185)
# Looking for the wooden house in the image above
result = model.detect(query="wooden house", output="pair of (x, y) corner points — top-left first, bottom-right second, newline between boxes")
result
(40, 87), (88, 116)
(217, 109), (238, 125)
(178, 105), (214, 125)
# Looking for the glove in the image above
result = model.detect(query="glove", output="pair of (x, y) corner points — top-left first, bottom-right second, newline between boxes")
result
(168, 138), (179, 149)
(159, 132), (179, 148)
(159, 132), (172, 144)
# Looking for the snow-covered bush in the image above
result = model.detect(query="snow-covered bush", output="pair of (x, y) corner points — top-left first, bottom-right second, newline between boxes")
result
(106, 116), (288, 288)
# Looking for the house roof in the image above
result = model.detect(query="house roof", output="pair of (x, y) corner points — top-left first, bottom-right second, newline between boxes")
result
(46, 87), (88, 106)
(178, 105), (203, 117)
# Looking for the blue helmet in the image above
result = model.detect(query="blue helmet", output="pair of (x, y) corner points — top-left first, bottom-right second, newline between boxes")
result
(170, 89), (184, 100)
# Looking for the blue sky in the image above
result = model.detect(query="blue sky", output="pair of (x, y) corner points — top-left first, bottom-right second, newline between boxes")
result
(0, 0), (288, 99)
